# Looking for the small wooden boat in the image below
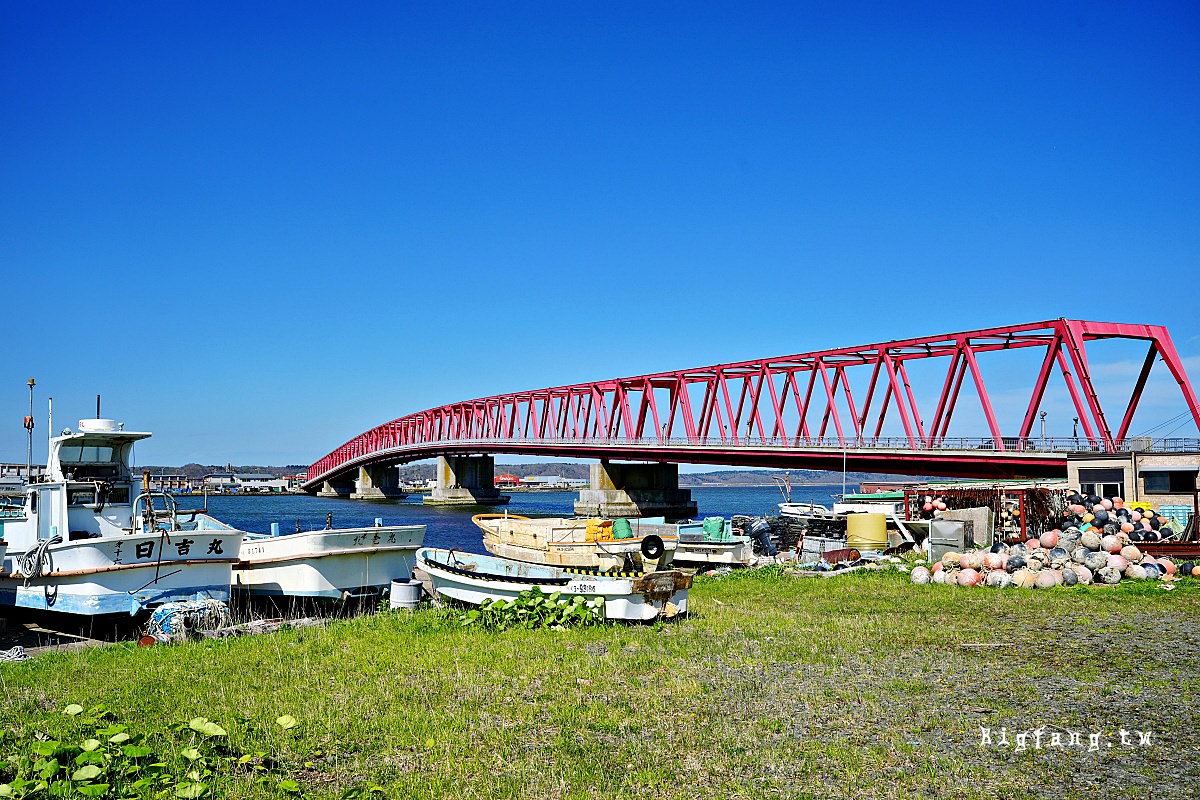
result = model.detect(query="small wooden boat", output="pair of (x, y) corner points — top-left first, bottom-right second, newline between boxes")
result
(233, 523), (425, 600)
(415, 547), (690, 622)
(473, 513), (677, 571)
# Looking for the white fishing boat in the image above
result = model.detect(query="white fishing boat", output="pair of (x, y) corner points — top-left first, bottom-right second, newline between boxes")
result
(473, 513), (677, 571)
(661, 518), (755, 567)
(415, 547), (690, 622)
(0, 418), (237, 616)
(233, 522), (425, 600)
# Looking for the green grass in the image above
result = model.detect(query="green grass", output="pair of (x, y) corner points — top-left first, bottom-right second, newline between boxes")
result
(3, 570), (1199, 799)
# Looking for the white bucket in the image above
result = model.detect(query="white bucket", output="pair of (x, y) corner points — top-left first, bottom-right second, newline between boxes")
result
(389, 579), (423, 610)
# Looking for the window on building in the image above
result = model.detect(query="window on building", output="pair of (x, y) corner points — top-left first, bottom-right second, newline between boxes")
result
(1078, 468), (1125, 499)
(1143, 470), (1197, 494)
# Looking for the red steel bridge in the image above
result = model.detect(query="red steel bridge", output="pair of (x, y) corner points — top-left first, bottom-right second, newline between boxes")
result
(302, 319), (1200, 490)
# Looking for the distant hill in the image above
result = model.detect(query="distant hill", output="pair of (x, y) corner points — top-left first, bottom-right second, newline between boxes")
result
(676, 469), (929, 486)
(143, 463), (309, 479)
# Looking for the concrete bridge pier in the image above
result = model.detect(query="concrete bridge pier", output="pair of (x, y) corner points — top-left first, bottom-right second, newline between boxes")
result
(573, 461), (698, 520)
(316, 474), (355, 498)
(351, 464), (408, 500)
(424, 455), (511, 506)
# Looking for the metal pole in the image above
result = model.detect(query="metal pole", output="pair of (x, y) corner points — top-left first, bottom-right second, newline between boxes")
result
(25, 378), (35, 482)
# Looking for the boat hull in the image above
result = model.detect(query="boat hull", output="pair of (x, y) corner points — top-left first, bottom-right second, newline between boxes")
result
(416, 547), (689, 622)
(673, 538), (755, 566)
(234, 525), (424, 599)
(476, 515), (677, 571)
(0, 532), (236, 615)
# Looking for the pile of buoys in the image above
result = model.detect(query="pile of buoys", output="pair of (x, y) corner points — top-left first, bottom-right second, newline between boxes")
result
(912, 523), (1186, 588)
(1053, 490), (1172, 542)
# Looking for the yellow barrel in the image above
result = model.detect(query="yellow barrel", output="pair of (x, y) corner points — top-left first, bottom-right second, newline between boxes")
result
(846, 513), (888, 552)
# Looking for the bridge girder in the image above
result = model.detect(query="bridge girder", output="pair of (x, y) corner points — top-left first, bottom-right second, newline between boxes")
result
(302, 319), (1200, 491)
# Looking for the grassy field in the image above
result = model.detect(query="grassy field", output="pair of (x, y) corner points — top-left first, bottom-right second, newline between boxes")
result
(2, 567), (1199, 799)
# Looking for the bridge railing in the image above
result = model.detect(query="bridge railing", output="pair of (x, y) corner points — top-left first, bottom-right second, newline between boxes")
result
(306, 434), (1200, 487)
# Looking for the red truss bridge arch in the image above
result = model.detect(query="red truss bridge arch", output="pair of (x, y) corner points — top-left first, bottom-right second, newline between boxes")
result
(303, 319), (1200, 489)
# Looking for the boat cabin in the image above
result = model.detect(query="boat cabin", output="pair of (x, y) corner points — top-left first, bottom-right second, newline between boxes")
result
(2, 419), (152, 552)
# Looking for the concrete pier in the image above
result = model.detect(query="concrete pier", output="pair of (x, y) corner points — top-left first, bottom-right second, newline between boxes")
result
(351, 464), (408, 500)
(424, 455), (511, 506)
(573, 461), (697, 519)
(317, 475), (355, 498)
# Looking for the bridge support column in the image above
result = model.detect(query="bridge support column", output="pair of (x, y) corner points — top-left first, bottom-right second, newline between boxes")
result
(574, 461), (697, 520)
(351, 465), (408, 500)
(316, 475), (355, 498)
(424, 455), (511, 506)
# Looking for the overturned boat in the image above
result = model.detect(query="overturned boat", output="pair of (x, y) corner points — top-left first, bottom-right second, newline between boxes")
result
(0, 419), (236, 616)
(415, 546), (690, 622)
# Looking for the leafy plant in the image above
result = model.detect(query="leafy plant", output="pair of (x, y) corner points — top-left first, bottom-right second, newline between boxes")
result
(0, 705), (304, 798)
(456, 586), (605, 631)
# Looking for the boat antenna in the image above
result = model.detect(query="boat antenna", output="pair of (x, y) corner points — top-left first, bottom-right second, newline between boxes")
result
(25, 378), (35, 483)
(47, 396), (53, 454)
(96, 394), (101, 419)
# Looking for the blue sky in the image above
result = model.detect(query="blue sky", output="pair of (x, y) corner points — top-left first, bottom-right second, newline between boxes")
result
(2, 1), (1198, 468)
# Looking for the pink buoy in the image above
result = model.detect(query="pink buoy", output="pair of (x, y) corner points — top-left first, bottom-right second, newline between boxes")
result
(1131, 510), (1142, 522)
(1101, 499), (1113, 511)
(956, 568), (981, 587)
(1160, 559), (1176, 576)
(1113, 497), (1124, 509)
(931, 561), (943, 574)
(935, 500), (947, 511)
(1040, 531), (1060, 549)
(983, 552), (1004, 570)
(1107, 553), (1129, 572)
(923, 502), (934, 512)
(1142, 520), (1153, 531)
(1101, 535), (1122, 554)
(1120, 522), (1135, 534)
(1026, 538), (1040, 549)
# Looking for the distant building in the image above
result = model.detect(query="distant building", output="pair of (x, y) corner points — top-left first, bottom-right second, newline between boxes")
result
(147, 473), (191, 492)
(202, 472), (236, 489)
(233, 473), (288, 493)
(494, 473), (521, 488)
(0, 463), (47, 482)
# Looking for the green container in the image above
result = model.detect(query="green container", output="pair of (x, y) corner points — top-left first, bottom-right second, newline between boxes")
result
(702, 516), (726, 542)
(612, 518), (634, 540)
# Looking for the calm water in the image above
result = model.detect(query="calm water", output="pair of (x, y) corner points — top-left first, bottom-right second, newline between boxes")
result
(185, 484), (845, 551)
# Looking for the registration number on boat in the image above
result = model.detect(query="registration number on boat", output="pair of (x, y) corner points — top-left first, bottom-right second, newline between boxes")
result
(566, 581), (597, 594)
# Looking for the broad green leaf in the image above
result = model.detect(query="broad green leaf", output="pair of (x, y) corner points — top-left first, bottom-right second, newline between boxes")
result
(31, 741), (60, 757)
(76, 784), (110, 797)
(276, 715), (298, 730)
(423, 738), (435, 749)
(174, 782), (208, 798)
(187, 719), (226, 738)
(71, 765), (103, 781)
(121, 745), (153, 758)
(63, 704), (84, 716)
(277, 779), (302, 793)
(181, 748), (201, 761)
(0, 783), (12, 796)
(107, 732), (130, 744)
(38, 758), (60, 779)
(81, 739), (102, 752)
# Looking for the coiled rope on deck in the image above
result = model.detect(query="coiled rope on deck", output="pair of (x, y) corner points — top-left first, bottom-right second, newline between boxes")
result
(18, 536), (62, 586)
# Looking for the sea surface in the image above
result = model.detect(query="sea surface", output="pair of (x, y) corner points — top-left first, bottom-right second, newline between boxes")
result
(186, 484), (846, 551)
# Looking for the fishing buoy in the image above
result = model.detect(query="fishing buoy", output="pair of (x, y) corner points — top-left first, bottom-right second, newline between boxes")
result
(1040, 530), (1060, 549)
